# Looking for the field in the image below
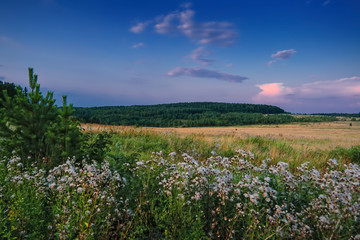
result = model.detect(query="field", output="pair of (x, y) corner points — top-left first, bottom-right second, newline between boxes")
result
(81, 121), (360, 170)
(2, 119), (360, 239)
(82, 121), (360, 150)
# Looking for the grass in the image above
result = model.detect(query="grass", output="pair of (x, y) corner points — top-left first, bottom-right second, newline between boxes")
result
(1, 121), (359, 239)
(83, 121), (360, 171)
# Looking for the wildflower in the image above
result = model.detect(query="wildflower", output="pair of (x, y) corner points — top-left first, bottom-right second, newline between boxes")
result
(193, 192), (201, 200)
(249, 194), (258, 205)
(136, 161), (144, 166)
(328, 158), (338, 167)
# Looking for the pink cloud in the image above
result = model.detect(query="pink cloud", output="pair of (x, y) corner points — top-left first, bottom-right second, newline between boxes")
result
(254, 83), (293, 103)
(167, 67), (248, 83)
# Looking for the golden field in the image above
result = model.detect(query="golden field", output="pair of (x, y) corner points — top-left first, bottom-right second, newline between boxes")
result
(81, 121), (360, 151)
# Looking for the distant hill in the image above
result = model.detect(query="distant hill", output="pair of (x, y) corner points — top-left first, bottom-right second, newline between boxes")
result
(74, 102), (325, 127)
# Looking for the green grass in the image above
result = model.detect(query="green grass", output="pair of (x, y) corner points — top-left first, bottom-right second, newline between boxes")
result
(1, 130), (359, 239)
(104, 129), (355, 172)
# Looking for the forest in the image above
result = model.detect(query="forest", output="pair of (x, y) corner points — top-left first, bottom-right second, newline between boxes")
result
(73, 103), (338, 127)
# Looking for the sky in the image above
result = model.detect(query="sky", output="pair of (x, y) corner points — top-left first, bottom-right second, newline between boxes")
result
(1, 0), (360, 113)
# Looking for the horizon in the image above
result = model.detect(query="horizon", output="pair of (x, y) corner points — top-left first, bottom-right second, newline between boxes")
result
(1, 0), (360, 114)
(72, 101), (360, 115)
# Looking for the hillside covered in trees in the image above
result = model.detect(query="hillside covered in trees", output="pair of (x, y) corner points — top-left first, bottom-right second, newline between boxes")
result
(74, 102), (337, 127)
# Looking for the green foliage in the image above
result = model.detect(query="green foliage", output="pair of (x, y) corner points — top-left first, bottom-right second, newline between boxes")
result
(81, 132), (112, 162)
(74, 103), (338, 127)
(0, 81), (18, 108)
(0, 158), (53, 239)
(331, 145), (360, 163)
(0, 68), (82, 167)
(0, 157), (130, 239)
(1, 128), (360, 239)
(74, 102), (295, 127)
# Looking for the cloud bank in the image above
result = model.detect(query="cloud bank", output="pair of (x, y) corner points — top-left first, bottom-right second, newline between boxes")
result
(130, 7), (237, 46)
(167, 67), (248, 83)
(253, 76), (360, 112)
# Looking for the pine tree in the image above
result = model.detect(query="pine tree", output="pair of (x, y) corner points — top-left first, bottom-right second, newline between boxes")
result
(0, 81), (18, 107)
(46, 96), (83, 162)
(0, 68), (83, 167)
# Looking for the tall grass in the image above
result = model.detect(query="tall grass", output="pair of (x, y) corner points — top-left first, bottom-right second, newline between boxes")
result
(1, 130), (359, 239)
(105, 129), (355, 171)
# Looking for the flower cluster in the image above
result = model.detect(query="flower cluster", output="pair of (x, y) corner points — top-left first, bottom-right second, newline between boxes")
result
(1, 157), (130, 239)
(135, 150), (360, 239)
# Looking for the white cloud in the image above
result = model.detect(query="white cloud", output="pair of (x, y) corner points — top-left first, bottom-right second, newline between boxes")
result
(132, 42), (145, 49)
(271, 49), (297, 60)
(167, 67), (248, 83)
(267, 60), (277, 66)
(299, 76), (360, 98)
(130, 21), (151, 33)
(188, 46), (214, 66)
(131, 7), (237, 46)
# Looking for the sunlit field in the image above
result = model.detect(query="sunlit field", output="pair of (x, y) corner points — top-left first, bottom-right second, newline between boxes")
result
(2, 123), (360, 239)
(82, 120), (360, 150)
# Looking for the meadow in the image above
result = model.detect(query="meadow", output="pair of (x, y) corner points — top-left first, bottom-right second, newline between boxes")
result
(1, 71), (360, 239)
(2, 121), (360, 239)
(82, 120), (360, 170)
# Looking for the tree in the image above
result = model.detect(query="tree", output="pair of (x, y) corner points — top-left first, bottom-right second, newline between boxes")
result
(0, 68), (82, 167)
(0, 81), (18, 108)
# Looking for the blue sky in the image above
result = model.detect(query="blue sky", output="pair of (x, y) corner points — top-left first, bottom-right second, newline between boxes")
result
(1, 0), (360, 113)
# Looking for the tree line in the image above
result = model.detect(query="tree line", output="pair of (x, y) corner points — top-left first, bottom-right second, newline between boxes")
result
(1, 77), (338, 130)
(73, 103), (337, 127)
